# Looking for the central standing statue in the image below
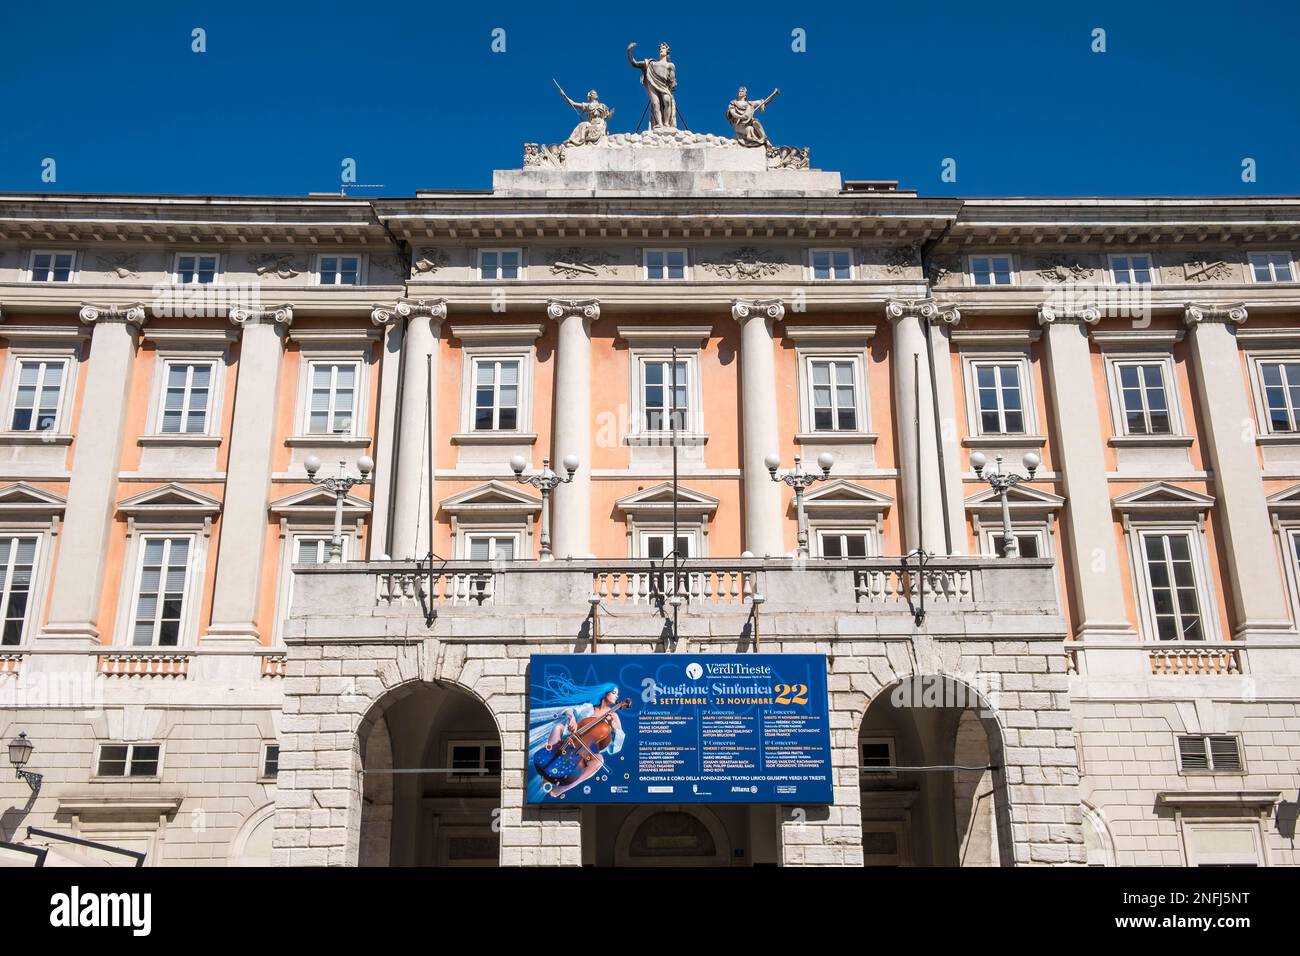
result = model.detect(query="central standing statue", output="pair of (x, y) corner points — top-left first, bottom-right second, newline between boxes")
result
(627, 42), (678, 129)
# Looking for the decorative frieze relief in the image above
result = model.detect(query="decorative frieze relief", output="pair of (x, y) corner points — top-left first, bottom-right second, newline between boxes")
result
(369, 253), (407, 280)
(247, 253), (303, 279)
(96, 253), (141, 279)
(412, 248), (450, 274)
(1034, 256), (1096, 283)
(700, 246), (787, 280)
(547, 247), (618, 278)
(926, 254), (962, 287)
(1172, 258), (1235, 283)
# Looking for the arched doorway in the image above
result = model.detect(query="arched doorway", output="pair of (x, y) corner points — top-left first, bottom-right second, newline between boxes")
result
(857, 676), (1014, 866)
(356, 680), (502, 867)
(612, 806), (733, 867)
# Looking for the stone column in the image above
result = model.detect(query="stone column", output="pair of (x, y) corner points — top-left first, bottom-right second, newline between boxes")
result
(886, 299), (961, 555)
(1184, 303), (1296, 638)
(365, 307), (404, 560)
(387, 299), (446, 561)
(40, 303), (147, 646)
(733, 298), (785, 557)
(203, 304), (293, 646)
(1038, 306), (1134, 643)
(548, 298), (597, 559)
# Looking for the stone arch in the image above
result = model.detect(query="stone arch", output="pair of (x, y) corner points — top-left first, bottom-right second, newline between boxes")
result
(229, 803), (277, 867)
(856, 673), (1015, 866)
(1081, 801), (1116, 867)
(613, 805), (732, 867)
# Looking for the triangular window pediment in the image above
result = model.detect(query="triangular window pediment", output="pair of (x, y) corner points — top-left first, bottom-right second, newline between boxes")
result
(615, 482), (720, 516)
(440, 480), (541, 516)
(0, 482), (67, 511)
(118, 482), (222, 515)
(1113, 481), (1214, 513)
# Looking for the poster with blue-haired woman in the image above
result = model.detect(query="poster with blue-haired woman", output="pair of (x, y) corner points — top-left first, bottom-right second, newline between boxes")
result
(528, 673), (629, 801)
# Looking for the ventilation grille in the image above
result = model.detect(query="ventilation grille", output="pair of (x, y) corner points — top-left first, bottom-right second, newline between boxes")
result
(1178, 735), (1242, 772)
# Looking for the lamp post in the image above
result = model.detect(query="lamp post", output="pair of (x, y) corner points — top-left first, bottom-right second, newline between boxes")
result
(304, 455), (374, 563)
(511, 455), (579, 561)
(766, 452), (834, 558)
(8, 731), (41, 793)
(971, 451), (1040, 557)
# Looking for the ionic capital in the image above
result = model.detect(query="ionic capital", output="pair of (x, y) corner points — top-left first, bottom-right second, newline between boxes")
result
(546, 297), (601, 322)
(731, 297), (785, 323)
(229, 304), (294, 329)
(1037, 304), (1101, 326)
(1184, 302), (1248, 327)
(373, 297), (447, 326)
(885, 298), (959, 326)
(79, 302), (148, 327)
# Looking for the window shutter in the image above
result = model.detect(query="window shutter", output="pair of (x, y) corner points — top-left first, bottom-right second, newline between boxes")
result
(1208, 736), (1242, 772)
(1177, 735), (1209, 770)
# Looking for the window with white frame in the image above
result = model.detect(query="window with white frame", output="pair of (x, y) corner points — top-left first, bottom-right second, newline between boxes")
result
(638, 530), (695, 560)
(174, 253), (220, 284)
(261, 742), (280, 779)
(472, 358), (521, 431)
(809, 249), (853, 280)
(982, 529), (1046, 558)
(808, 358), (860, 431)
(969, 255), (1013, 286)
(96, 743), (162, 778)
(1248, 251), (1295, 283)
(478, 249), (521, 280)
(130, 536), (193, 647)
(465, 534), (517, 561)
(305, 361), (359, 435)
(0, 535), (38, 646)
(1112, 360), (1174, 435)
(157, 361), (215, 434)
(318, 255), (362, 286)
(639, 357), (690, 431)
(449, 741), (502, 779)
(644, 249), (688, 280)
(1255, 359), (1300, 433)
(294, 534), (348, 565)
(971, 361), (1027, 434)
(8, 358), (68, 432)
(29, 251), (76, 282)
(1110, 254), (1154, 284)
(1137, 530), (1206, 641)
(816, 529), (873, 559)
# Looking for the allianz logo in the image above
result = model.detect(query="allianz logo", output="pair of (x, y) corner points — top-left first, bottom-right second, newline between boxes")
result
(49, 886), (151, 937)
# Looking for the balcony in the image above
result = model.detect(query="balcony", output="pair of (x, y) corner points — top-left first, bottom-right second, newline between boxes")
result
(288, 556), (1066, 644)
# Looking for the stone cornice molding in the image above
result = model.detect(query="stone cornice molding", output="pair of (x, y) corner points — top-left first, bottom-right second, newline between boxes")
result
(546, 297), (601, 322)
(1184, 302), (1248, 327)
(884, 298), (959, 326)
(78, 302), (148, 326)
(372, 297), (448, 326)
(1037, 304), (1101, 326)
(730, 297), (785, 323)
(229, 304), (294, 329)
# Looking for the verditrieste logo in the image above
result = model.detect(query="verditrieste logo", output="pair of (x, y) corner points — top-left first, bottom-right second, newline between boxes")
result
(49, 886), (152, 937)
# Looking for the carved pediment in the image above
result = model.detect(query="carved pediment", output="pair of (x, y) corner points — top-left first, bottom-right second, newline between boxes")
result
(965, 484), (1065, 514)
(616, 482), (720, 518)
(440, 481), (542, 517)
(0, 482), (67, 513)
(800, 480), (893, 517)
(268, 486), (372, 519)
(1112, 481), (1214, 516)
(118, 482), (222, 516)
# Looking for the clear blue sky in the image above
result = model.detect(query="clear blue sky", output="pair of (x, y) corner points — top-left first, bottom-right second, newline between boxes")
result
(1, 0), (1297, 198)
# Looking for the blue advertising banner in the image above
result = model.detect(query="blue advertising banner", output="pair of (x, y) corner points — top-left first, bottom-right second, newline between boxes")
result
(527, 654), (833, 805)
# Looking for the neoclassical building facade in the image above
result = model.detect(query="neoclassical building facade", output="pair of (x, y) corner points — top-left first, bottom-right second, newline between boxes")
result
(0, 136), (1297, 866)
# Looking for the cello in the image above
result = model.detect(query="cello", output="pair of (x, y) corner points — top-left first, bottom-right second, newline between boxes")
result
(533, 698), (631, 786)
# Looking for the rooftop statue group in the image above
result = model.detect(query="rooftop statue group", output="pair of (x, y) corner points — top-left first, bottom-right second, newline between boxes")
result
(538, 41), (798, 161)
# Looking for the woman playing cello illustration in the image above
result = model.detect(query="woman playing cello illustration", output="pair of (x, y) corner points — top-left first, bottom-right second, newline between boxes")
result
(529, 679), (628, 799)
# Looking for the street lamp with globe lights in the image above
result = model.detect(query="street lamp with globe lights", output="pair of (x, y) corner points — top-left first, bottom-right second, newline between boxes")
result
(766, 451), (834, 558)
(511, 455), (578, 561)
(304, 454), (373, 563)
(971, 450), (1040, 558)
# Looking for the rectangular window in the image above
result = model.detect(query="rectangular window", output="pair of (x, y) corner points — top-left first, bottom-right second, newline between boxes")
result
(96, 743), (161, 778)
(973, 362), (1025, 434)
(970, 256), (1013, 286)
(9, 358), (66, 432)
(640, 532), (693, 560)
(262, 743), (280, 779)
(306, 362), (358, 435)
(295, 535), (346, 564)
(1141, 531), (1204, 641)
(1110, 254), (1154, 284)
(159, 361), (213, 434)
(860, 739), (895, 768)
(989, 532), (1042, 558)
(1248, 252), (1295, 283)
(29, 251), (76, 282)
(1177, 735), (1243, 773)
(472, 359), (520, 431)
(0, 536), (38, 646)
(644, 249), (687, 280)
(175, 254), (220, 284)
(449, 742), (502, 778)
(319, 255), (361, 286)
(1116, 362), (1172, 435)
(810, 249), (853, 280)
(466, 535), (516, 561)
(641, 359), (689, 431)
(478, 249), (520, 280)
(131, 536), (191, 647)
(818, 531), (870, 559)
(1259, 360), (1300, 432)
(809, 359), (859, 431)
